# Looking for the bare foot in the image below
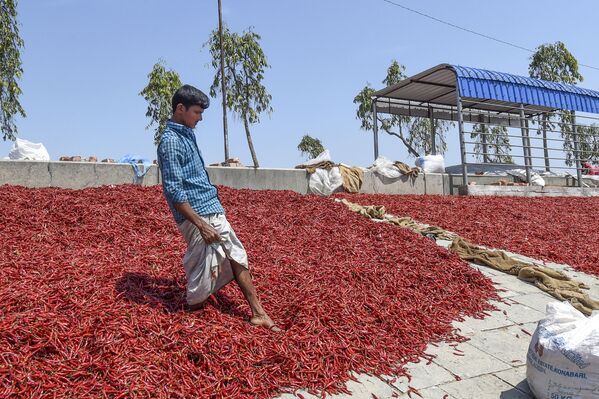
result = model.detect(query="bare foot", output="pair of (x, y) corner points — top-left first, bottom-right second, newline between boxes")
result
(250, 314), (282, 332)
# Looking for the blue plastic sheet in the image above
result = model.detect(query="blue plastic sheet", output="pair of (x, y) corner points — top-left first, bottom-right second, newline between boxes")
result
(119, 154), (153, 178)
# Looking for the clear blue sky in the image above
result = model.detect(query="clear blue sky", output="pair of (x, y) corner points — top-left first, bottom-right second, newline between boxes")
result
(3, 0), (599, 168)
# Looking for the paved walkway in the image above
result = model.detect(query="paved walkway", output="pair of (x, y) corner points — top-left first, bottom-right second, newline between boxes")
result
(277, 239), (599, 399)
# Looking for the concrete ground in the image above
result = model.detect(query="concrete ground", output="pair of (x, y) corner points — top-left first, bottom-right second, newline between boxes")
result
(276, 239), (599, 399)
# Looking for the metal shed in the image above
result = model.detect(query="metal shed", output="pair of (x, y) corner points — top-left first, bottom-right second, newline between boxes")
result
(372, 64), (599, 187)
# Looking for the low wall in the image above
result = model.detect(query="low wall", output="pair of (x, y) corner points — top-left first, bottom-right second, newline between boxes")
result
(0, 160), (447, 195)
(206, 167), (310, 193)
(1, 160), (595, 196)
(460, 185), (599, 197)
(207, 166), (449, 195)
(0, 160), (161, 189)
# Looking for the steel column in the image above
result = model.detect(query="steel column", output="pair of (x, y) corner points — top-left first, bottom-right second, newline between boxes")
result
(572, 111), (583, 187)
(525, 118), (533, 170)
(372, 98), (379, 160)
(456, 96), (468, 187)
(519, 105), (532, 184)
(429, 106), (436, 155)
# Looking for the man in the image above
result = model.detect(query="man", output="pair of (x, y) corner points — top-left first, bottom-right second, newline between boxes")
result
(157, 84), (278, 331)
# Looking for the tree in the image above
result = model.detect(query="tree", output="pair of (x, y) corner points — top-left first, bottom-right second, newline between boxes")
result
(297, 134), (325, 160)
(354, 60), (451, 158)
(354, 61), (417, 157)
(139, 60), (182, 145)
(529, 42), (582, 85)
(529, 41), (584, 169)
(559, 112), (599, 167)
(577, 124), (599, 165)
(207, 27), (272, 168)
(470, 124), (513, 163)
(407, 117), (451, 156)
(559, 111), (576, 167)
(1, 0), (25, 141)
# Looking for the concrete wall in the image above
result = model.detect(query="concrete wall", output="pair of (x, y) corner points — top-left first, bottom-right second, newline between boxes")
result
(208, 167), (450, 195)
(359, 172), (448, 195)
(0, 160), (442, 195)
(206, 167), (310, 193)
(461, 185), (599, 197)
(0, 160), (160, 189)
(2, 160), (597, 196)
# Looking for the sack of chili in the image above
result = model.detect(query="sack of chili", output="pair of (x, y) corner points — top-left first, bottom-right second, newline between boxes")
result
(526, 301), (599, 399)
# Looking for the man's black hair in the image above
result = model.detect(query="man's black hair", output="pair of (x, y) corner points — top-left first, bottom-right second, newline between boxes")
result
(172, 85), (210, 112)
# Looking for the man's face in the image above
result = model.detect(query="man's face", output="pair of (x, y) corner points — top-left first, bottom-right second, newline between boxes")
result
(177, 104), (204, 128)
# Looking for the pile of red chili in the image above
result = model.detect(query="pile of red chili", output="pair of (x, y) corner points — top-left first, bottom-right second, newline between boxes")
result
(338, 193), (599, 277)
(0, 185), (496, 398)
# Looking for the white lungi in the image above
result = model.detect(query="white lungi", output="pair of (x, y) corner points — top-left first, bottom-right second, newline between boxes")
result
(177, 214), (248, 306)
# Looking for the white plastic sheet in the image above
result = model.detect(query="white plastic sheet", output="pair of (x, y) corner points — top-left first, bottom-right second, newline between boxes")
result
(302, 149), (331, 167)
(415, 155), (445, 173)
(370, 156), (404, 179)
(7, 138), (50, 161)
(303, 150), (344, 196)
(507, 168), (546, 187)
(309, 167), (343, 196)
(526, 301), (599, 399)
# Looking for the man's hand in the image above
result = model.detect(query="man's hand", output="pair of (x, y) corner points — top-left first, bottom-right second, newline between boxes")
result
(173, 202), (222, 244)
(197, 221), (221, 244)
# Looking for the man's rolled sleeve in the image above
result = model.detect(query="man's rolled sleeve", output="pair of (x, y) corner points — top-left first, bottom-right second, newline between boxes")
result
(157, 138), (189, 204)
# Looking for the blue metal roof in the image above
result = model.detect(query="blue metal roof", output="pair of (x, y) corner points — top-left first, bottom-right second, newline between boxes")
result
(453, 65), (599, 114)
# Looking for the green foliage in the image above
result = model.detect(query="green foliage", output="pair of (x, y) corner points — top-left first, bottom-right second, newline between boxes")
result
(354, 60), (451, 158)
(139, 60), (182, 145)
(558, 111), (598, 167)
(529, 42), (583, 84)
(207, 26), (272, 168)
(382, 60), (406, 87)
(470, 124), (513, 163)
(577, 124), (599, 164)
(561, 117), (599, 167)
(408, 117), (451, 156)
(297, 134), (325, 160)
(529, 42), (585, 167)
(354, 74), (416, 156)
(559, 111), (575, 166)
(353, 85), (376, 131)
(0, 0), (25, 141)
(354, 60), (410, 133)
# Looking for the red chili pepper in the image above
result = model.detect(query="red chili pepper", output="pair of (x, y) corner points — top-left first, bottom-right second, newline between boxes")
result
(406, 386), (423, 398)
(0, 185), (499, 398)
(336, 192), (599, 277)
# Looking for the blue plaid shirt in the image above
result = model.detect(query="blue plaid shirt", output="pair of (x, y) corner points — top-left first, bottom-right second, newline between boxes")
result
(157, 121), (224, 224)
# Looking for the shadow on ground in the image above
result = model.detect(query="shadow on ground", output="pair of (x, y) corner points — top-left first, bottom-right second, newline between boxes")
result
(115, 271), (247, 319)
(500, 382), (532, 399)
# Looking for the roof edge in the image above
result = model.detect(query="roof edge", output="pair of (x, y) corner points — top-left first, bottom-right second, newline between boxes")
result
(373, 63), (455, 97)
